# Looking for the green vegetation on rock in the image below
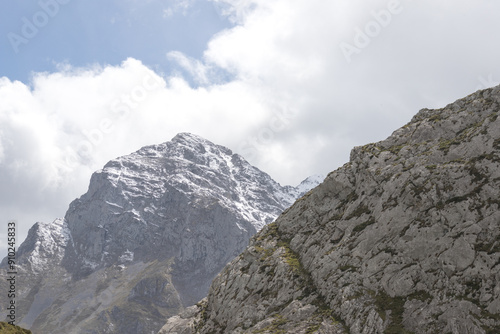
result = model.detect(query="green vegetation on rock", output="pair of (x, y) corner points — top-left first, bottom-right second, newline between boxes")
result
(0, 322), (32, 334)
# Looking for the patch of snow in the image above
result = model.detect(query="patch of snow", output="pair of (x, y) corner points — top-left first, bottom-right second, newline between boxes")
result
(295, 174), (325, 197)
(118, 250), (134, 264)
(69, 132), (326, 268)
(105, 201), (123, 209)
(25, 218), (72, 273)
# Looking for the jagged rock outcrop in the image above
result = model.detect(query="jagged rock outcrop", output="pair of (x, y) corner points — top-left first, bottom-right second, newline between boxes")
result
(0, 133), (320, 334)
(164, 86), (500, 334)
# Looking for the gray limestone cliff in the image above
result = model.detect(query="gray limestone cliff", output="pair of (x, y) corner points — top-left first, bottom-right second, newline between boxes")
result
(0, 133), (320, 334)
(162, 86), (500, 334)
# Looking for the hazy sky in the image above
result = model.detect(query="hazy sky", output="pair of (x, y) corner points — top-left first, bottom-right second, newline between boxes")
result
(1, 0), (500, 255)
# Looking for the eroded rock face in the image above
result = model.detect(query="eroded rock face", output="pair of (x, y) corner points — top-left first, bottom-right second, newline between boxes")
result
(169, 86), (500, 333)
(0, 133), (320, 334)
(64, 133), (298, 277)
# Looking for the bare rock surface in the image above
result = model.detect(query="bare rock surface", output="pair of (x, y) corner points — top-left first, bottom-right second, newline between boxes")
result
(166, 86), (500, 333)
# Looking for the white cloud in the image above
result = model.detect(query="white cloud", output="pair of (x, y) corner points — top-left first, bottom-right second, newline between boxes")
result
(2, 0), (500, 255)
(167, 51), (210, 84)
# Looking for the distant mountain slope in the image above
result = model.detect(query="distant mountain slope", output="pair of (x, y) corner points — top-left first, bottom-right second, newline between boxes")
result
(63, 133), (305, 279)
(165, 86), (500, 334)
(0, 133), (321, 334)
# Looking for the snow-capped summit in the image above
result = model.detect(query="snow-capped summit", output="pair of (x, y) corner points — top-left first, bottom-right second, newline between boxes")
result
(62, 132), (321, 312)
(66, 133), (314, 274)
(294, 174), (325, 197)
(1, 219), (71, 273)
(2, 133), (322, 334)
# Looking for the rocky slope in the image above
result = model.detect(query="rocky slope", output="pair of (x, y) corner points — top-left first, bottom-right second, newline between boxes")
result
(163, 86), (500, 334)
(0, 133), (320, 334)
(0, 322), (32, 334)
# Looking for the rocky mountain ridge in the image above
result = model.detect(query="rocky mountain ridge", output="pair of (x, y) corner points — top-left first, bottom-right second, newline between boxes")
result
(0, 133), (321, 334)
(63, 132), (307, 278)
(161, 86), (500, 334)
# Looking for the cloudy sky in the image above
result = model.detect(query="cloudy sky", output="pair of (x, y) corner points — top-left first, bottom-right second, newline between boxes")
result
(1, 0), (500, 254)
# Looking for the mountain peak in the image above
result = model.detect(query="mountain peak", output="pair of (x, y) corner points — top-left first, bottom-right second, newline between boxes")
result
(6, 219), (71, 273)
(4, 132), (323, 333)
(170, 132), (232, 156)
(64, 132), (321, 276)
(172, 132), (212, 144)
